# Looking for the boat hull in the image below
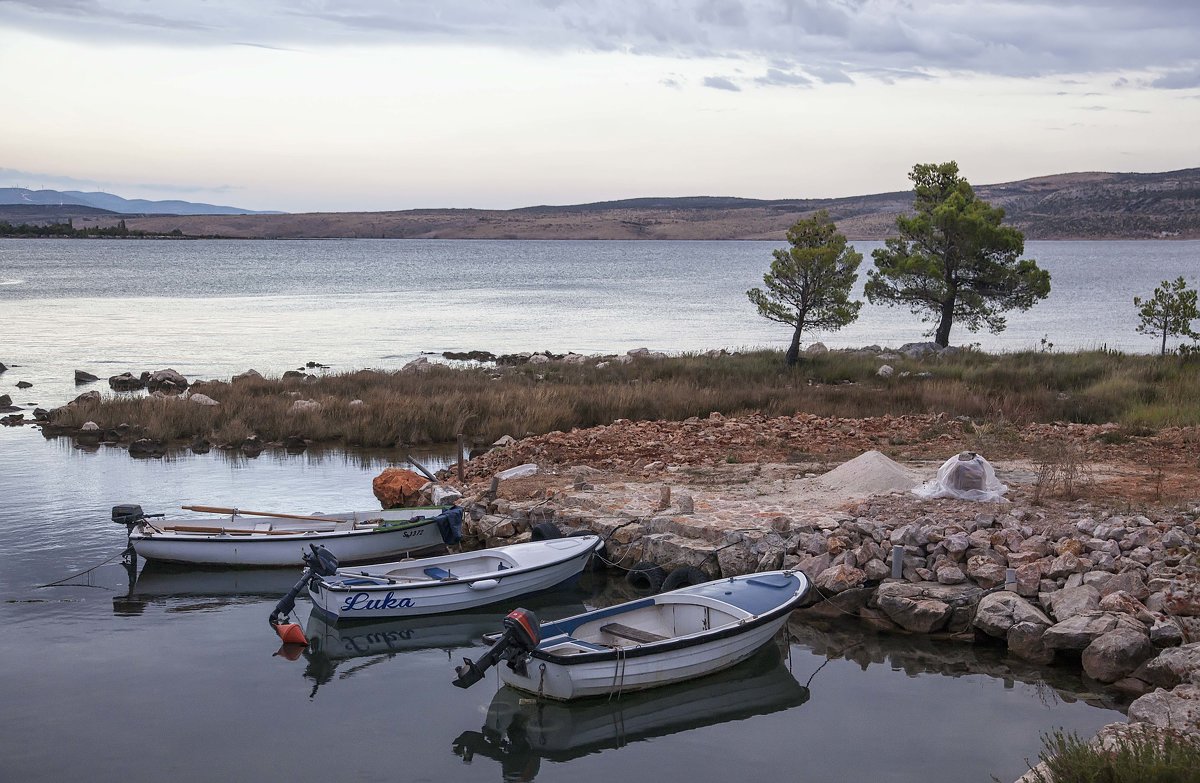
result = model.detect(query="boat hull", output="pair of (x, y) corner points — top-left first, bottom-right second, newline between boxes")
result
(488, 570), (810, 701)
(309, 537), (600, 621)
(499, 612), (791, 700)
(130, 512), (449, 567)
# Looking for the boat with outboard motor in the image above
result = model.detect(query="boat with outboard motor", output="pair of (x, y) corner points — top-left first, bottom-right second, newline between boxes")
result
(111, 503), (462, 567)
(452, 569), (810, 700)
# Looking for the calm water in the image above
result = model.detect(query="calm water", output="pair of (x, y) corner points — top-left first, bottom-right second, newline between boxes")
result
(0, 237), (1163, 782)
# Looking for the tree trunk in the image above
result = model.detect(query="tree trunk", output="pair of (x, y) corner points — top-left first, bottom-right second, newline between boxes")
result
(786, 325), (803, 366)
(1162, 322), (1168, 356)
(935, 299), (955, 348)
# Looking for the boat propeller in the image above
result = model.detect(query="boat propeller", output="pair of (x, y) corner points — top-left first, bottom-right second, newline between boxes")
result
(269, 545), (340, 646)
(452, 608), (541, 689)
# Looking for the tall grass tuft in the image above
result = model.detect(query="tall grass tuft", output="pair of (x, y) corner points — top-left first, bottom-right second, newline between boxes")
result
(1016, 728), (1200, 783)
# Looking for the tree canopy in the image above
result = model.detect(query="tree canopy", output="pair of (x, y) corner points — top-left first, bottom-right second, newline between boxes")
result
(747, 210), (862, 365)
(1135, 276), (1200, 355)
(865, 161), (1051, 347)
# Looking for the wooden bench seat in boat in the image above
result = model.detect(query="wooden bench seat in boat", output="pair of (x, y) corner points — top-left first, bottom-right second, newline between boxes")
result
(599, 622), (667, 644)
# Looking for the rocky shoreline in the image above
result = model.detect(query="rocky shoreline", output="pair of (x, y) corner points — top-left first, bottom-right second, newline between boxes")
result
(426, 428), (1200, 779)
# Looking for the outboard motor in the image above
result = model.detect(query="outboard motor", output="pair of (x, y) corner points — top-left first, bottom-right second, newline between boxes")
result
(112, 504), (164, 566)
(452, 608), (541, 689)
(269, 545), (340, 645)
(112, 505), (145, 526)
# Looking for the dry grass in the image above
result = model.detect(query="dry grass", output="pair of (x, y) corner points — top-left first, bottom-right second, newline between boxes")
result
(50, 349), (1200, 448)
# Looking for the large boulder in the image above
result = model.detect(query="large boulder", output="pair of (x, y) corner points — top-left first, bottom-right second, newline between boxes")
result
(1082, 628), (1156, 683)
(232, 369), (263, 383)
(974, 592), (1052, 638)
(74, 369), (98, 384)
(108, 372), (145, 391)
(814, 564), (867, 594)
(1127, 684), (1200, 735)
(1047, 584), (1100, 622)
(372, 468), (430, 508)
(1138, 643), (1200, 688)
(1043, 611), (1145, 651)
(146, 368), (188, 394)
(128, 438), (166, 458)
(1008, 621), (1055, 664)
(874, 582), (981, 634)
(1100, 571), (1150, 601)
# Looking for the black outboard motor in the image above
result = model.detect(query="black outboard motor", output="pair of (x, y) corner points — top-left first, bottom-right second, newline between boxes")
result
(452, 608), (541, 689)
(112, 505), (145, 526)
(269, 545), (340, 644)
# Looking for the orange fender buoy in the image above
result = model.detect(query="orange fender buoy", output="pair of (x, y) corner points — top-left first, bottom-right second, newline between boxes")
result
(274, 622), (308, 646)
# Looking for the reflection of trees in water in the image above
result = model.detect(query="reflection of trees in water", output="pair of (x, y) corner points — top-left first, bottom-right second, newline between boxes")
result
(786, 618), (1131, 713)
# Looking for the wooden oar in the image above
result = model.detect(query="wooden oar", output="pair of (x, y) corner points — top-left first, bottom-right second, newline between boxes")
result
(163, 524), (319, 536)
(182, 505), (335, 523)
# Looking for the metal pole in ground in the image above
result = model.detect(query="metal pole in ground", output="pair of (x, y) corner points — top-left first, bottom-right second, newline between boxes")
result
(457, 434), (466, 483)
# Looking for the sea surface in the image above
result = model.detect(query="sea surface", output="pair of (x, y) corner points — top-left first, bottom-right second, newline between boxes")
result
(0, 237), (1178, 782)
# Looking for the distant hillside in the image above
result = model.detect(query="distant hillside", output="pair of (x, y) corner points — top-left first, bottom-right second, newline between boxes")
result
(118, 166), (1200, 240)
(0, 187), (277, 216)
(0, 204), (117, 223)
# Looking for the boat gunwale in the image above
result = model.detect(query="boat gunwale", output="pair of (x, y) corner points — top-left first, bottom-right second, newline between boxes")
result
(129, 508), (452, 543)
(312, 536), (601, 594)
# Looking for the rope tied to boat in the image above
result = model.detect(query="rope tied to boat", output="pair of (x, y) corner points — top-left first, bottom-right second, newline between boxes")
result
(37, 549), (127, 588)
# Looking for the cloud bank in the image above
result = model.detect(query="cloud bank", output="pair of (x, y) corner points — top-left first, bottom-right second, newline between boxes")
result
(2, 0), (1198, 87)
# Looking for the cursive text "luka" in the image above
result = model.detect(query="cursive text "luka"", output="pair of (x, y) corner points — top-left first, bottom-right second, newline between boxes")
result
(341, 592), (417, 613)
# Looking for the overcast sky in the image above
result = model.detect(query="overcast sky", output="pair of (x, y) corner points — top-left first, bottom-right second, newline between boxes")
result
(1, 0), (1197, 212)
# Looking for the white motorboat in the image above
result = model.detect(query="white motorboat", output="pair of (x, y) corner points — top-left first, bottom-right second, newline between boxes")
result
(307, 535), (602, 621)
(453, 570), (810, 700)
(112, 503), (461, 567)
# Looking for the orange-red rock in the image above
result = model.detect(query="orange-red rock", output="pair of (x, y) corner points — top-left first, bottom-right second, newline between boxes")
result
(372, 468), (428, 508)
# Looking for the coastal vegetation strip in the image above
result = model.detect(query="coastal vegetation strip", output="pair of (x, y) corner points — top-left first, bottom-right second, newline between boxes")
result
(0, 220), (185, 239)
(40, 348), (1200, 452)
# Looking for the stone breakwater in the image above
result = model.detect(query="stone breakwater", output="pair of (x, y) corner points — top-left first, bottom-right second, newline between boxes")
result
(453, 446), (1200, 766)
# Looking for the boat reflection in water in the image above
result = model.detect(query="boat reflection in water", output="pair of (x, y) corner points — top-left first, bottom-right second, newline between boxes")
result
(113, 560), (302, 615)
(452, 643), (809, 781)
(298, 594), (589, 698)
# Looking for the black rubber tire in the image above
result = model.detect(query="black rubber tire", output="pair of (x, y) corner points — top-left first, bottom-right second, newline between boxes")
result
(625, 561), (666, 591)
(530, 522), (562, 541)
(568, 529), (607, 569)
(661, 566), (708, 592)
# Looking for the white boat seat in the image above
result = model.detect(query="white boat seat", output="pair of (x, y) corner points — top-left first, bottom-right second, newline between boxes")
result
(599, 623), (667, 644)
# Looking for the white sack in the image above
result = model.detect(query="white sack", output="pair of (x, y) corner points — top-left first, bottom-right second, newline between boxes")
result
(913, 452), (1008, 502)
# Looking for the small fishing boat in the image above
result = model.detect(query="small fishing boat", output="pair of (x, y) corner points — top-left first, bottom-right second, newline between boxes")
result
(452, 570), (809, 701)
(112, 503), (462, 567)
(307, 535), (602, 621)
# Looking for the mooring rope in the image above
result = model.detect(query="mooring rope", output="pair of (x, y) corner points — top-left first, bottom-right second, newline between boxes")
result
(37, 549), (127, 588)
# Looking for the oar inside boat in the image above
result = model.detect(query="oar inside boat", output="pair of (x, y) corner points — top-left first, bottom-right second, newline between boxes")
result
(269, 545), (340, 645)
(452, 608), (541, 689)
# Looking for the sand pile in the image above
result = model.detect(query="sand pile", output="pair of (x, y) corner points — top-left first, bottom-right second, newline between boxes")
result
(812, 450), (920, 497)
